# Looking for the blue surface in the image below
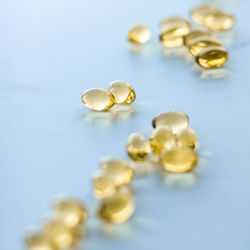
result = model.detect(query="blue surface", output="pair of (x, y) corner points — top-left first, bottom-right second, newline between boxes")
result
(1, 0), (250, 249)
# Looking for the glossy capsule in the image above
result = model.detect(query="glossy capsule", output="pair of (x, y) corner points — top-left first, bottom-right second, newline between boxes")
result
(160, 148), (198, 173)
(25, 232), (55, 250)
(126, 132), (151, 162)
(97, 187), (134, 224)
(196, 46), (228, 69)
(188, 37), (222, 56)
(100, 157), (134, 186)
(53, 198), (87, 229)
(127, 24), (151, 45)
(184, 30), (212, 47)
(177, 128), (198, 150)
(107, 80), (136, 104)
(190, 5), (219, 24)
(82, 88), (115, 111)
(152, 111), (189, 134)
(150, 126), (176, 154)
(160, 17), (191, 33)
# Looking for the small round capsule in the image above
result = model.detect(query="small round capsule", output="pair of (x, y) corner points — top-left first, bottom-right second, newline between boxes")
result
(160, 17), (191, 33)
(160, 148), (198, 173)
(100, 157), (134, 186)
(92, 171), (117, 199)
(107, 81), (136, 104)
(53, 198), (87, 229)
(188, 37), (222, 56)
(126, 132), (151, 162)
(152, 111), (189, 134)
(25, 232), (55, 250)
(82, 88), (115, 111)
(190, 5), (219, 24)
(150, 126), (176, 154)
(127, 24), (151, 45)
(177, 128), (198, 150)
(44, 219), (77, 249)
(196, 46), (228, 69)
(184, 30), (212, 47)
(97, 186), (134, 224)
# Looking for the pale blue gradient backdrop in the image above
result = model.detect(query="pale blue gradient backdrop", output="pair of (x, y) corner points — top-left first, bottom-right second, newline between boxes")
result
(0, 0), (250, 249)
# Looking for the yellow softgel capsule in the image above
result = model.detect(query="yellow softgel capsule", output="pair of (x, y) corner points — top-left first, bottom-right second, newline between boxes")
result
(160, 17), (191, 33)
(127, 24), (151, 45)
(183, 29), (212, 47)
(203, 12), (235, 31)
(190, 5), (219, 24)
(177, 128), (198, 150)
(44, 219), (77, 249)
(53, 198), (87, 229)
(107, 80), (136, 104)
(82, 88), (115, 111)
(25, 232), (55, 250)
(160, 148), (198, 173)
(196, 46), (228, 69)
(152, 111), (189, 134)
(126, 132), (151, 162)
(97, 187), (134, 224)
(188, 37), (222, 56)
(100, 157), (134, 186)
(150, 126), (176, 154)
(92, 171), (116, 199)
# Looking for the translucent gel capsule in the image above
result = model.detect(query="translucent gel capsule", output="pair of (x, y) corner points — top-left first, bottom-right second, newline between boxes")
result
(127, 24), (151, 45)
(44, 219), (77, 249)
(160, 17), (191, 33)
(107, 80), (136, 104)
(100, 157), (134, 186)
(150, 126), (176, 154)
(93, 171), (116, 199)
(188, 37), (222, 56)
(196, 46), (228, 69)
(203, 12), (235, 31)
(160, 148), (198, 173)
(177, 128), (198, 150)
(97, 187), (134, 224)
(183, 30), (212, 47)
(126, 132), (151, 162)
(25, 232), (55, 250)
(190, 5), (219, 24)
(53, 198), (87, 229)
(152, 111), (189, 134)
(82, 88), (115, 111)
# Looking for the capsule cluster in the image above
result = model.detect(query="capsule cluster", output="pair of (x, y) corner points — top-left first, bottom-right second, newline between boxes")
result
(126, 111), (199, 173)
(25, 198), (87, 250)
(127, 4), (234, 69)
(82, 80), (136, 111)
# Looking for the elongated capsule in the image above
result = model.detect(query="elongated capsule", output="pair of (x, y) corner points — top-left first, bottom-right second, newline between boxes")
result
(196, 46), (228, 69)
(82, 88), (115, 111)
(128, 24), (151, 45)
(25, 231), (55, 250)
(184, 29), (212, 47)
(160, 148), (198, 173)
(188, 37), (222, 56)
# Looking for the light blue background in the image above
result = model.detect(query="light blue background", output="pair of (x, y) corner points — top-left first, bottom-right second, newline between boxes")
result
(1, 0), (250, 249)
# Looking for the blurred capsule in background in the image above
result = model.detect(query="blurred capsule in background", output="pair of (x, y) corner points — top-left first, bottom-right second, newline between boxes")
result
(25, 231), (55, 250)
(128, 24), (151, 45)
(183, 29), (212, 47)
(177, 128), (198, 151)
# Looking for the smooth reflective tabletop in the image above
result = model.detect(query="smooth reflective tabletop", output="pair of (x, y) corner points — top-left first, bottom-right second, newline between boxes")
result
(0, 0), (250, 249)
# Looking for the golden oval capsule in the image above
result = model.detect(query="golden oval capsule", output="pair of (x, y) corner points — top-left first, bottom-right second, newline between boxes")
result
(159, 30), (184, 48)
(160, 148), (198, 173)
(127, 24), (151, 45)
(100, 157), (134, 186)
(97, 187), (134, 224)
(152, 111), (189, 134)
(190, 5), (219, 24)
(44, 219), (77, 249)
(203, 12), (235, 31)
(150, 126), (176, 154)
(82, 88), (115, 111)
(188, 37), (222, 56)
(183, 29), (212, 47)
(25, 232), (55, 250)
(196, 46), (228, 69)
(93, 171), (116, 199)
(177, 128), (198, 150)
(107, 80), (136, 104)
(126, 132), (151, 162)
(160, 17), (191, 33)
(53, 198), (87, 229)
